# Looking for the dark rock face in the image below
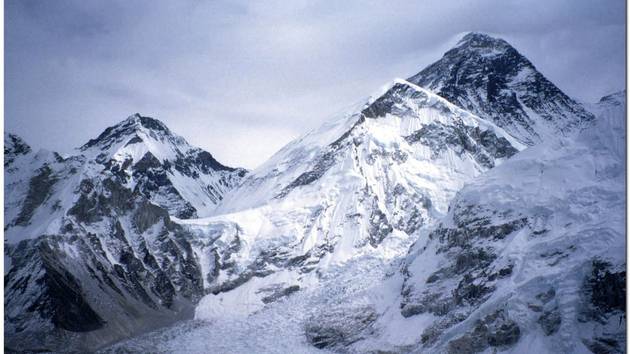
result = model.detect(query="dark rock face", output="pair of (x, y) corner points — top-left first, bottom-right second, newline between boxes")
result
(5, 133), (32, 167)
(259, 284), (300, 304)
(5, 152), (207, 352)
(538, 308), (561, 336)
(408, 32), (594, 145)
(401, 204), (527, 319)
(367, 198), (394, 247)
(133, 200), (170, 233)
(304, 306), (377, 350)
(195, 150), (236, 173)
(447, 310), (520, 354)
(28, 239), (106, 332)
(584, 260), (626, 315)
(132, 152), (197, 219)
(14, 166), (58, 226)
(68, 178), (135, 223)
(405, 122), (517, 168)
(400, 201), (529, 351)
(583, 338), (625, 354)
(577, 260), (626, 354)
(6, 203), (204, 352)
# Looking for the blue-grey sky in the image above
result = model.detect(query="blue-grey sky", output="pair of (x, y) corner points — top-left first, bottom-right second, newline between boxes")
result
(5, 0), (626, 168)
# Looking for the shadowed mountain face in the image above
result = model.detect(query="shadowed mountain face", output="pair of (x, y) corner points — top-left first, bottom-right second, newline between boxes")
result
(409, 32), (594, 145)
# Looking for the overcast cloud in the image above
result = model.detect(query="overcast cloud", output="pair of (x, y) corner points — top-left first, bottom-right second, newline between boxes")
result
(5, 0), (626, 168)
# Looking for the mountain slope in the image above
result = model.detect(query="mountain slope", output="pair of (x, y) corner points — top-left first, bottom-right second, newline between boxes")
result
(4, 135), (204, 352)
(217, 79), (522, 214)
(395, 91), (625, 353)
(212, 78), (522, 266)
(408, 32), (594, 145)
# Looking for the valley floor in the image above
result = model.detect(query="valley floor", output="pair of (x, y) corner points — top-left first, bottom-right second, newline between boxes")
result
(101, 255), (425, 353)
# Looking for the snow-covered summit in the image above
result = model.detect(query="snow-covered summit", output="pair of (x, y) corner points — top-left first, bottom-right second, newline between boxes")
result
(82, 113), (175, 150)
(408, 32), (594, 145)
(80, 113), (231, 170)
(77, 113), (246, 218)
(217, 79), (523, 214)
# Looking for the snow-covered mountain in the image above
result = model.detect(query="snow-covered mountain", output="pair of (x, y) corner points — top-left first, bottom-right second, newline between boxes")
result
(395, 91), (625, 353)
(180, 79), (523, 298)
(100, 78), (524, 353)
(105, 91), (625, 354)
(5, 32), (624, 354)
(408, 32), (594, 145)
(79, 113), (246, 218)
(4, 115), (245, 352)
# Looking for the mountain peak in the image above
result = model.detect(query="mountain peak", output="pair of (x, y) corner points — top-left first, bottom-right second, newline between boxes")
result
(80, 113), (179, 152)
(458, 31), (507, 45)
(408, 32), (594, 145)
(450, 32), (517, 58)
(75, 113), (245, 218)
(5, 132), (31, 155)
(123, 113), (172, 134)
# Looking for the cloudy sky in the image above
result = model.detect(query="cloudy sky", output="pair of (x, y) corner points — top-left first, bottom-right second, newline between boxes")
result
(6, 0), (626, 168)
